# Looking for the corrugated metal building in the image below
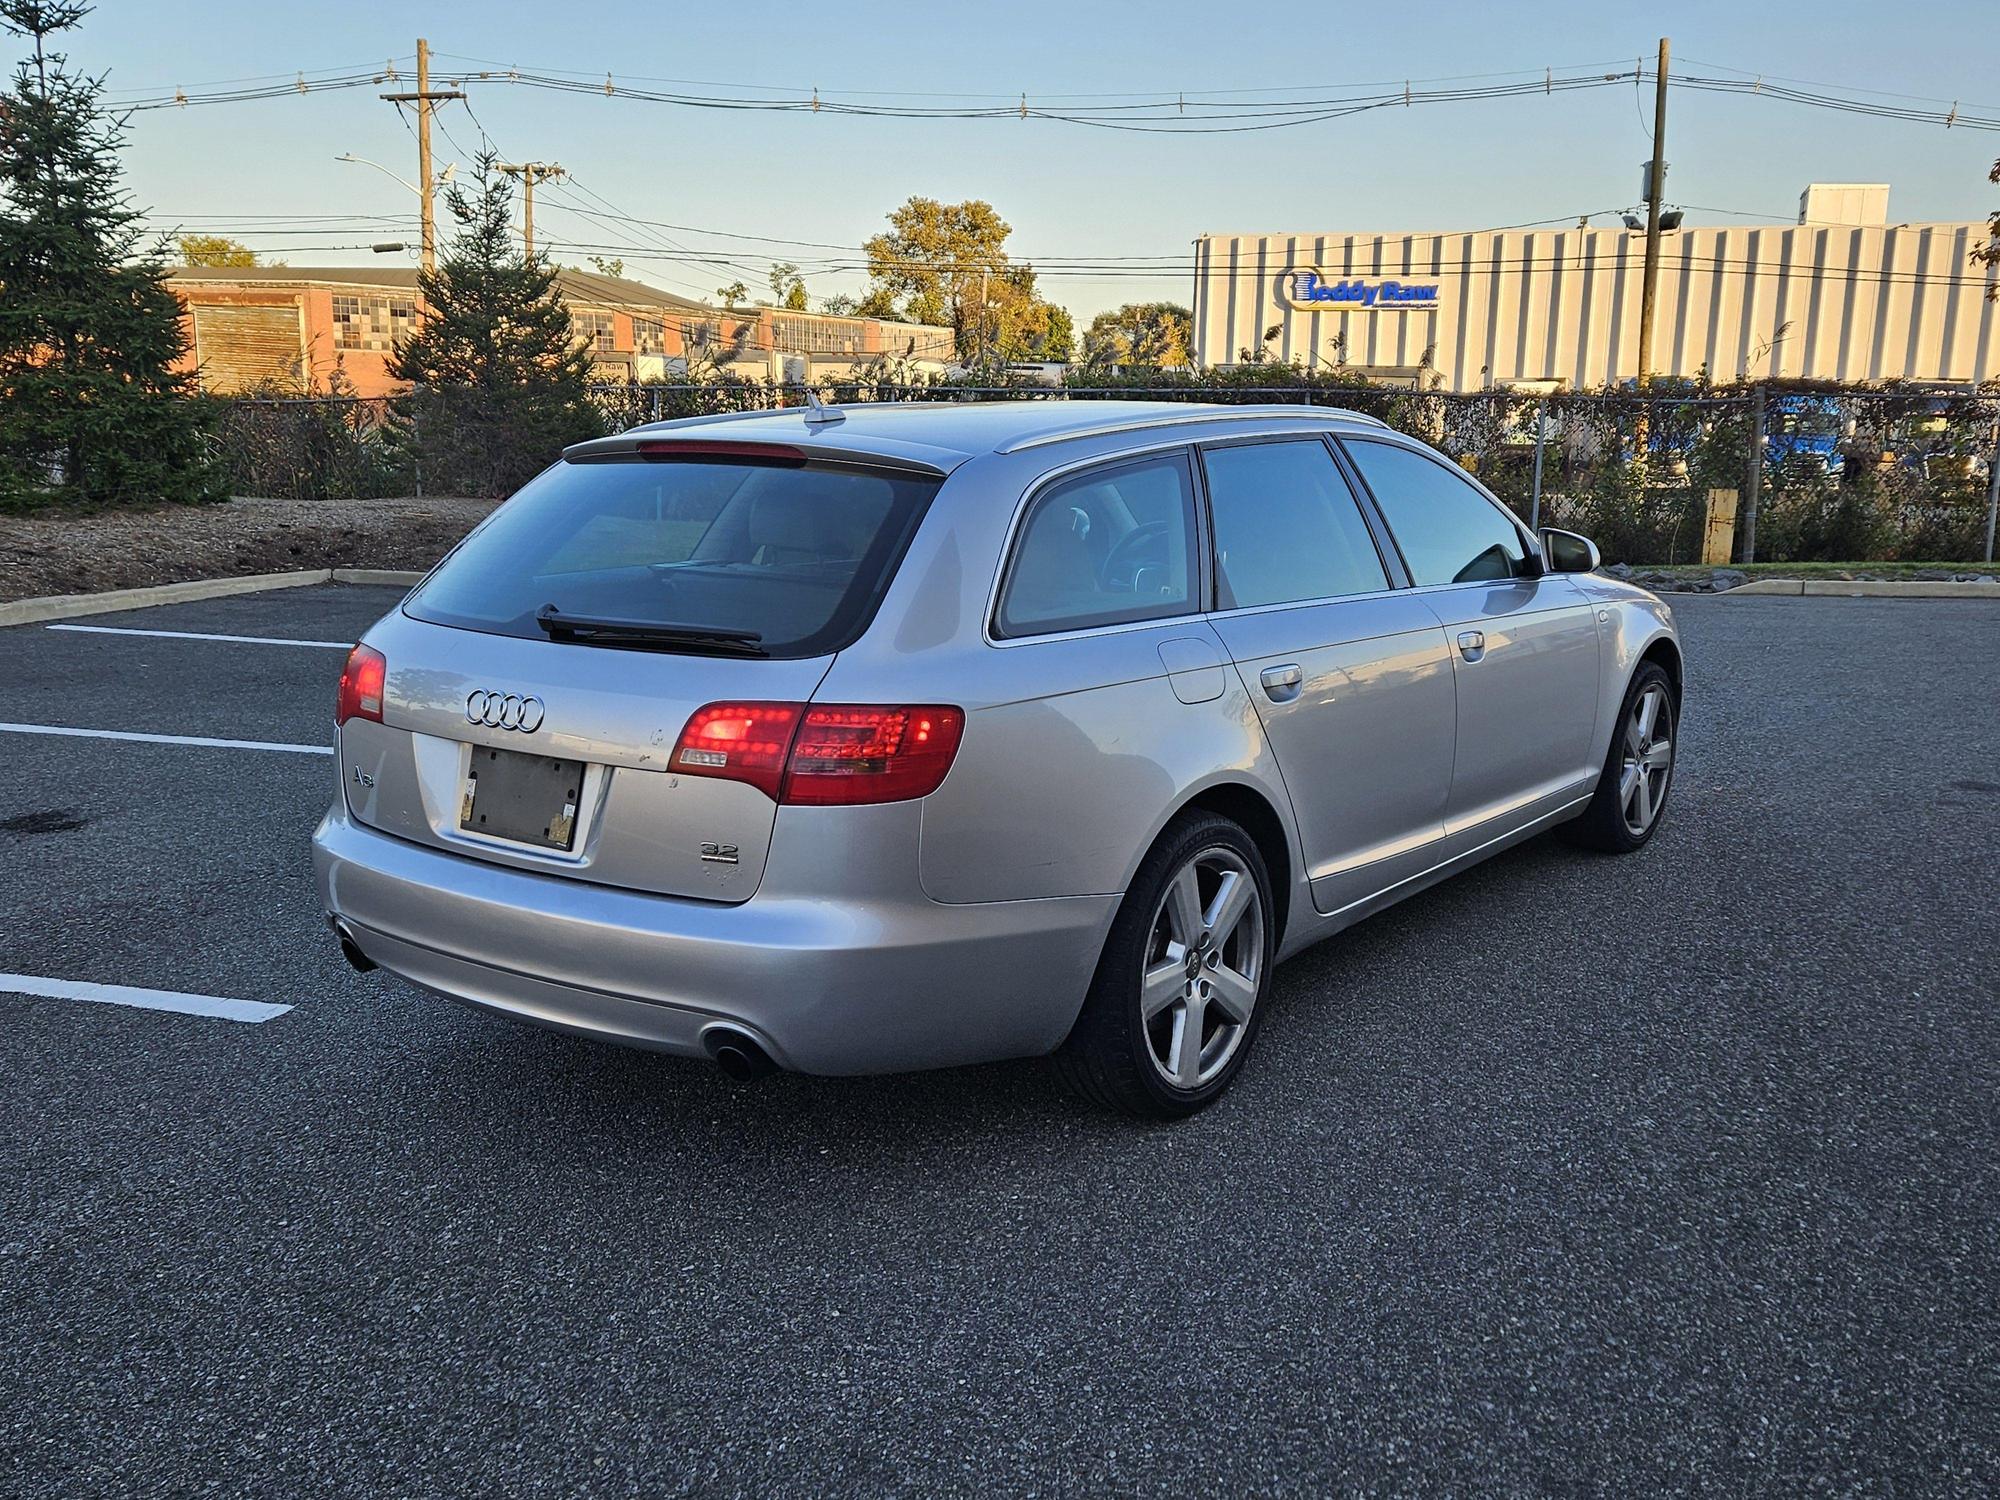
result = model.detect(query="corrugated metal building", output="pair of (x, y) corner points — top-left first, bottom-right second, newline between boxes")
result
(1192, 184), (2000, 390)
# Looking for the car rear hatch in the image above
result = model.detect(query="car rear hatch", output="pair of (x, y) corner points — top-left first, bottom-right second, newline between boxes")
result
(336, 436), (949, 903)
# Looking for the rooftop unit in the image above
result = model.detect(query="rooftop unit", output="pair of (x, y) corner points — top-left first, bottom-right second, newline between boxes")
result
(1799, 183), (1890, 228)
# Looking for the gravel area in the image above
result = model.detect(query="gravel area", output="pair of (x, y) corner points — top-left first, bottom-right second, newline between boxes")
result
(0, 495), (495, 603)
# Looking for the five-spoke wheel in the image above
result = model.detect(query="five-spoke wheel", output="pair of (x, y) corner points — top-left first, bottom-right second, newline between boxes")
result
(1618, 682), (1675, 838)
(1058, 810), (1276, 1117)
(1140, 847), (1264, 1090)
(1565, 659), (1678, 853)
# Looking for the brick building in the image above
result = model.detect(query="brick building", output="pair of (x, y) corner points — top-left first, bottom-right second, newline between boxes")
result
(167, 266), (955, 395)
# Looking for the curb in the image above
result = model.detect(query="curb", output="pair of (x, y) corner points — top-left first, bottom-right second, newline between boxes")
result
(1717, 579), (2000, 599)
(0, 566), (426, 628)
(0, 568), (333, 628)
(330, 568), (426, 587)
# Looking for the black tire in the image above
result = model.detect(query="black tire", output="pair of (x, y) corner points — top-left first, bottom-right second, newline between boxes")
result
(1562, 660), (1678, 853)
(1056, 810), (1276, 1119)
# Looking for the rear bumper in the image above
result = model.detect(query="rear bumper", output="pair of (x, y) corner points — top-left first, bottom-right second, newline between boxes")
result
(311, 805), (1118, 1075)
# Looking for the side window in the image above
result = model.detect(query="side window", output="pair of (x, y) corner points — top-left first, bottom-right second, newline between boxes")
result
(1344, 440), (1528, 586)
(997, 453), (1197, 637)
(1202, 439), (1389, 608)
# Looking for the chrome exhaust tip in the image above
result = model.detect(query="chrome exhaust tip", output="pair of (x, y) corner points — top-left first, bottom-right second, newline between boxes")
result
(704, 1027), (777, 1082)
(329, 919), (377, 974)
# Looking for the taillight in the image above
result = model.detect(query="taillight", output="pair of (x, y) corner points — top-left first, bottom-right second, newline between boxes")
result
(784, 706), (964, 805)
(671, 702), (964, 805)
(671, 702), (804, 800)
(336, 643), (386, 726)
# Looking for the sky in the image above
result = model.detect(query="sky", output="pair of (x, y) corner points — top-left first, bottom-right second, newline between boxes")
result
(44, 0), (2000, 325)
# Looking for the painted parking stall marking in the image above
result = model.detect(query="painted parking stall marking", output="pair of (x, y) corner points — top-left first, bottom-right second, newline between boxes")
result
(45, 623), (350, 649)
(0, 723), (331, 755)
(0, 973), (292, 1023)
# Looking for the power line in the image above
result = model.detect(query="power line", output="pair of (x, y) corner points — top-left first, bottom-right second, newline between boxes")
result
(530, 234), (2000, 291)
(429, 51), (1643, 102)
(110, 57), (2000, 132)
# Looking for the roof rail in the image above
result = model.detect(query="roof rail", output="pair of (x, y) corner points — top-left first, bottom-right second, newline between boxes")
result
(994, 404), (1389, 455)
(630, 399), (968, 436)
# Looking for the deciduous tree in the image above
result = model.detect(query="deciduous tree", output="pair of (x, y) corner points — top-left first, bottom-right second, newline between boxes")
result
(177, 234), (258, 268)
(768, 261), (808, 311)
(859, 196), (1074, 365)
(1081, 302), (1191, 369)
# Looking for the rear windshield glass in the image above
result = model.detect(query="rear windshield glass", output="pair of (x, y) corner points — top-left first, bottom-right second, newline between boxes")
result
(404, 455), (941, 658)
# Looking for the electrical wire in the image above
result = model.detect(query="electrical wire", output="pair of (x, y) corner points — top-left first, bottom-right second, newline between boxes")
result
(110, 57), (2000, 132)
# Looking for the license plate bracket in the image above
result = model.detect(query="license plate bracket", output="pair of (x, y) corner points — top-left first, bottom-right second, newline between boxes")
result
(458, 745), (586, 851)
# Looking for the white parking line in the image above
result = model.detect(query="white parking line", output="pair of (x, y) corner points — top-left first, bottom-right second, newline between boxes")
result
(47, 624), (349, 649)
(0, 722), (332, 755)
(0, 973), (292, 1023)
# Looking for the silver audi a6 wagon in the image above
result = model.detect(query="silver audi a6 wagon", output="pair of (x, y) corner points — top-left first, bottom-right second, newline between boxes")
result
(314, 400), (1682, 1116)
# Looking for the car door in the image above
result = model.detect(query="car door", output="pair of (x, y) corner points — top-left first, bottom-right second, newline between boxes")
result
(1198, 436), (1459, 918)
(1341, 438), (1602, 837)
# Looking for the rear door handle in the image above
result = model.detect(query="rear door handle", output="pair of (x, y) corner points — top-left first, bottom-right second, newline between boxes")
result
(1457, 630), (1486, 662)
(1259, 663), (1303, 702)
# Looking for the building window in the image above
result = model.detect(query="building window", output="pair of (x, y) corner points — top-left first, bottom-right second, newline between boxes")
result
(571, 311), (616, 353)
(772, 314), (863, 356)
(633, 317), (665, 356)
(331, 294), (415, 352)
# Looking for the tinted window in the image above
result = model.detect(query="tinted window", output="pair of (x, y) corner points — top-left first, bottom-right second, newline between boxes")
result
(998, 453), (1197, 637)
(1203, 440), (1388, 608)
(406, 456), (938, 658)
(1345, 440), (1528, 585)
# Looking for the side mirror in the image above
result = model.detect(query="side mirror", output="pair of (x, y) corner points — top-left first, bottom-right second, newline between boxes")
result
(1539, 527), (1601, 574)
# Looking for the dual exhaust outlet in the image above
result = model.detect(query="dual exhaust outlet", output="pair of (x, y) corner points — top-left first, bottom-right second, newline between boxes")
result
(329, 918), (777, 1081)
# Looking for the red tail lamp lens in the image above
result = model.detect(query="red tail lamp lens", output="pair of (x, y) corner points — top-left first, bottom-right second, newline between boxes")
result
(336, 644), (386, 726)
(670, 702), (964, 805)
(784, 706), (965, 805)
(671, 702), (805, 800)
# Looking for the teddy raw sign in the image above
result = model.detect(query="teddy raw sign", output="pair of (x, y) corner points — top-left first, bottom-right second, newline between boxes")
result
(1285, 270), (1441, 312)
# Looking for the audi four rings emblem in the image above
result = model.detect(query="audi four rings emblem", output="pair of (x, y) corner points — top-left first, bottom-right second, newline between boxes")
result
(465, 690), (545, 733)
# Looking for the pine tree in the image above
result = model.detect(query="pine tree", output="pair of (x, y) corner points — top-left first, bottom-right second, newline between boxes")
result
(0, 0), (221, 506)
(390, 154), (603, 496)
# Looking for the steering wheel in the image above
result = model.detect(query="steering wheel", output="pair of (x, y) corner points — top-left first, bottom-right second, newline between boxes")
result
(1099, 520), (1170, 592)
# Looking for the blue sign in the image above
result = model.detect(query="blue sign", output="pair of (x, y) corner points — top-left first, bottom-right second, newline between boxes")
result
(1287, 270), (1440, 311)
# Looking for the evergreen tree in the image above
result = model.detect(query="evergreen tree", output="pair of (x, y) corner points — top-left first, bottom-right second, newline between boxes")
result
(390, 154), (603, 496)
(0, 0), (221, 506)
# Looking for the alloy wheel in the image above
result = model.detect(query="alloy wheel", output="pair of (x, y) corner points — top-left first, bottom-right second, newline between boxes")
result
(1618, 684), (1675, 837)
(1140, 846), (1264, 1090)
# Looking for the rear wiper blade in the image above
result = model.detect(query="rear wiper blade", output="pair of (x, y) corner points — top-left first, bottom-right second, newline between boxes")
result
(534, 605), (767, 655)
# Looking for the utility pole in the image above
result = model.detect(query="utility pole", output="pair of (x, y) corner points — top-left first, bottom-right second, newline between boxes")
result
(1743, 385), (1767, 563)
(496, 162), (565, 259)
(380, 39), (463, 274)
(1984, 415), (2000, 563)
(1633, 37), (1669, 457)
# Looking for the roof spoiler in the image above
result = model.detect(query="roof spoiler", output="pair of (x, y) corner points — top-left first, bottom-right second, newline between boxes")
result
(562, 430), (950, 478)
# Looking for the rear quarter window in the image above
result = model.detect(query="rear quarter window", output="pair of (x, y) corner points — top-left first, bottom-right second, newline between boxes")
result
(996, 452), (1198, 638)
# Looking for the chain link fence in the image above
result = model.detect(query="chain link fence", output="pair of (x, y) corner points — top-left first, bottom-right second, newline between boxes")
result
(208, 381), (2000, 566)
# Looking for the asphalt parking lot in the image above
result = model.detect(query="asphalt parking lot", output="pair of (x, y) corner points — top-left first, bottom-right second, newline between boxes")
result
(4, 584), (1997, 1496)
